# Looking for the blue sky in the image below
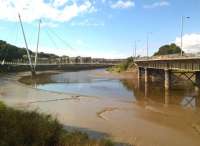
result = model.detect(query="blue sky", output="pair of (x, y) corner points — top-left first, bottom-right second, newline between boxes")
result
(0, 0), (200, 58)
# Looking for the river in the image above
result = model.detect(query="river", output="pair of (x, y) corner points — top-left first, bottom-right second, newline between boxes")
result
(1, 69), (200, 146)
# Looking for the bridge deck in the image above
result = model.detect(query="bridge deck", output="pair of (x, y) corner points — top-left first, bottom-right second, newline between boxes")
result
(135, 57), (200, 71)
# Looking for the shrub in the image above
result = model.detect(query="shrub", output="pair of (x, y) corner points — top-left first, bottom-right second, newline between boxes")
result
(107, 57), (135, 73)
(0, 103), (114, 146)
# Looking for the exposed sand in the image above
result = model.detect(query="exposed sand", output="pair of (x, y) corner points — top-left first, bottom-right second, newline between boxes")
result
(0, 71), (200, 146)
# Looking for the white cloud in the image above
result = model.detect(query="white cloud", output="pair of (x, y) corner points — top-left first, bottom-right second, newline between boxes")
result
(71, 19), (104, 27)
(41, 21), (58, 28)
(0, 0), (93, 22)
(53, 0), (68, 8)
(143, 1), (170, 9)
(111, 0), (135, 9)
(175, 33), (200, 53)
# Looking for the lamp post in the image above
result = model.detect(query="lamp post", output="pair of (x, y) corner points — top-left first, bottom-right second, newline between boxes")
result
(134, 40), (140, 58)
(180, 16), (190, 56)
(146, 32), (152, 59)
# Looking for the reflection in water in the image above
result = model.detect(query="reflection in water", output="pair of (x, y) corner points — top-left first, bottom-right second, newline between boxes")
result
(8, 69), (200, 146)
(164, 89), (169, 107)
(21, 69), (200, 109)
(121, 73), (200, 109)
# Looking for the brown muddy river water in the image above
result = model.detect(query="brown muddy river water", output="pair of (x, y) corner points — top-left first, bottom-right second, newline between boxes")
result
(1, 69), (200, 146)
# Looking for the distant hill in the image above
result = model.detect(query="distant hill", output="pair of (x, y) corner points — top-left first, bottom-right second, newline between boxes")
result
(154, 43), (182, 56)
(0, 40), (58, 61)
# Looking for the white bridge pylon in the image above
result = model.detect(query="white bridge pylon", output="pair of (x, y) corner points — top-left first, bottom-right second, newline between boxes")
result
(18, 13), (41, 76)
(34, 19), (41, 71)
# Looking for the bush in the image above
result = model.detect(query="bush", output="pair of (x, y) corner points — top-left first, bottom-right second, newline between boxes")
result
(0, 107), (62, 146)
(107, 57), (135, 73)
(0, 101), (5, 109)
(0, 102), (114, 146)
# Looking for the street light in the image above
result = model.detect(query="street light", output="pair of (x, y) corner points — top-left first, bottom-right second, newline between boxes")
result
(180, 16), (190, 56)
(134, 40), (140, 58)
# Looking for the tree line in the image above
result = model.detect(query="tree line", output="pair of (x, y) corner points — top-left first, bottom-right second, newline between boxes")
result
(0, 40), (59, 62)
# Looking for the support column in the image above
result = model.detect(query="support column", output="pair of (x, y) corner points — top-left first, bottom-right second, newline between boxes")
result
(144, 68), (149, 83)
(164, 69), (171, 90)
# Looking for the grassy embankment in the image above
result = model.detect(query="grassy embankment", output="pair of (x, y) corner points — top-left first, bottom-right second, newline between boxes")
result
(0, 101), (113, 146)
(107, 57), (136, 73)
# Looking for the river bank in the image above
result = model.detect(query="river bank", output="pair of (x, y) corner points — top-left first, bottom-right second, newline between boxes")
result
(0, 101), (113, 146)
(0, 63), (112, 73)
(1, 69), (200, 146)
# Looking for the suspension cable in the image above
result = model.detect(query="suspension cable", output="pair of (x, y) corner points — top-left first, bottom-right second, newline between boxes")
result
(46, 27), (76, 51)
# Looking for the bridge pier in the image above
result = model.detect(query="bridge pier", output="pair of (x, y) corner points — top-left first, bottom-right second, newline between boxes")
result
(164, 69), (171, 90)
(137, 67), (171, 91)
(144, 68), (150, 83)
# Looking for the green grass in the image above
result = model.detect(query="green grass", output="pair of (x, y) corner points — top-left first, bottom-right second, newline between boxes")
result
(0, 101), (114, 146)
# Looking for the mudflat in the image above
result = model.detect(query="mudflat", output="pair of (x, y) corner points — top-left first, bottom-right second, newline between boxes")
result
(0, 70), (200, 146)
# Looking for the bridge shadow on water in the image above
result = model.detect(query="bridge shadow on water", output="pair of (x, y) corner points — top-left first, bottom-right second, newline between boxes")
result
(120, 75), (200, 109)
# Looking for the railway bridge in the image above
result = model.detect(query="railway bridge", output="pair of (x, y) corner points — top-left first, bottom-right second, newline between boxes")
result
(135, 57), (200, 90)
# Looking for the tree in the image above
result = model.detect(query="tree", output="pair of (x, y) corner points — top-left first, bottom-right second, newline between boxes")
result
(154, 43), (182, 56)
(0, 40), (59, 62)
(0, 40), (28, 61)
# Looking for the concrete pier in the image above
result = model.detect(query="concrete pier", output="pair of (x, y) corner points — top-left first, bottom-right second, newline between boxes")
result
(138, 68), (171, 90)
(144, 68), (149, 84)
(164, 69), (170, 90)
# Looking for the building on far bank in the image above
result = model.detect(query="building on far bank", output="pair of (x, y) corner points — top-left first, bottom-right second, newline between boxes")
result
(68, 56), (92, 64)
(22, 54), (124, 65)
(60, 56), (70, 64)
(92, 58), (105, 63)
(81, 57), (92, 63)
(92, 58), (124, 64)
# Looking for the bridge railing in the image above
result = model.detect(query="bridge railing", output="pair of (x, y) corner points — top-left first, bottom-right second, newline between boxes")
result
(135, 53), (200, 61)
(1, 61), (116, 66)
